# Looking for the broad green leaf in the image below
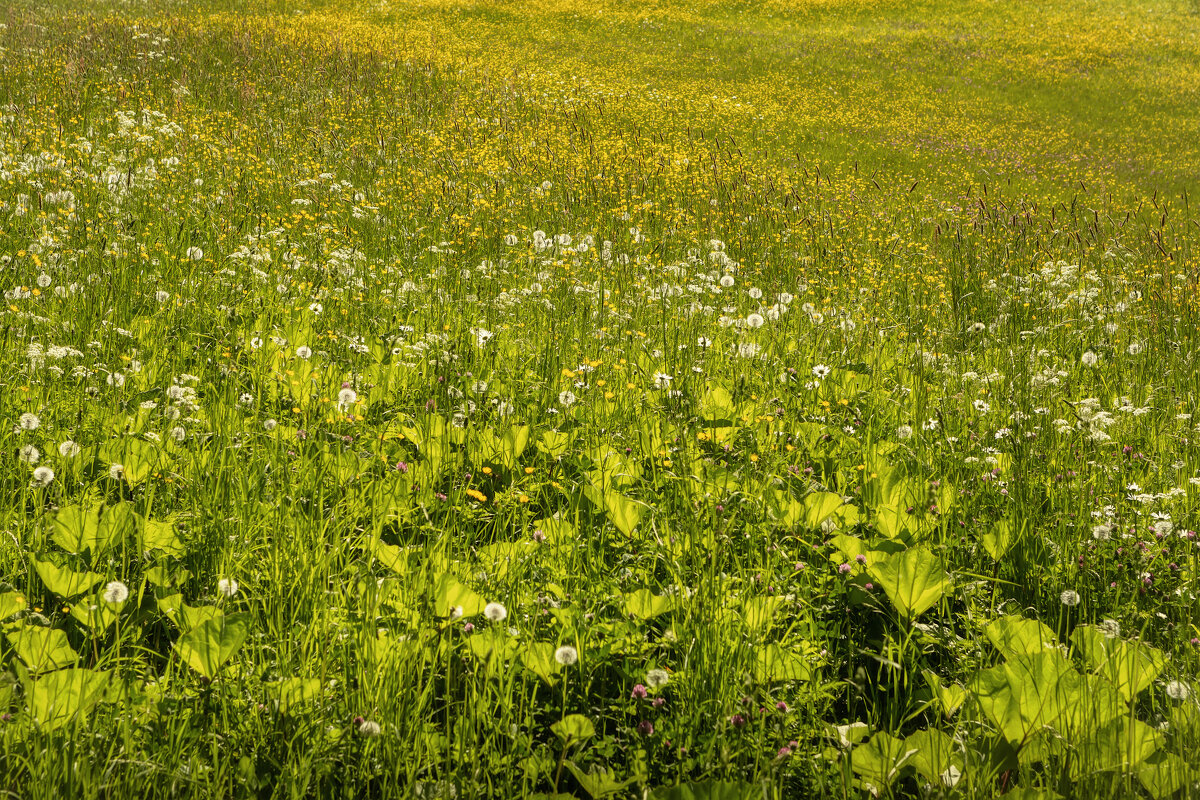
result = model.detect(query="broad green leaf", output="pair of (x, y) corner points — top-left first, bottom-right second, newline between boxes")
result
(49, 504), (99, 555)
(139, 517), (185, 556)
(868, 546), (950, 620)
(968, 651), (1081, 745)
(754, 643), (812, 683)
(1076, 715), (1162, 774)
(498, 425), (530, 469)
(174, 612), (251, 678)
(33, 559), (103, 599)
(100, 438), (160, 485)
(648, 782), (760, 800)
(521, 642), (560, 685)
(465, 631), (519, 669)
(999, 790), (1063, 800)
(923, 670), (967, 717)
(431, 575), (485, 618)
(584, 485), (642, 535)
(322, 450), (361, 485)
(7, 626), (79, 673)
(538, 429), (572, 459)
(153, 587), (184, 616)
(0, 591), (27, 621)
(986, 616), (1057, 658)
(826, 721), (870, 748)
(904, 729), (961, 784)
(1072, 626), (1166, 704)
(1138, 752), (1191, 800)
(373, 541), (412, 574)
(477, 541), (535, 580)
(700, 385), (735, 421)
(177, 604), (223, 631)
(144, 564), (190, 587)
(267, 677), (323, 713)
(850, 732), (917, 793)
(741, 596), (783, 634)
(68, 591), (121, 630)
(803, 491), (844, 528)
(550, 714), (595, 743)
(532, 517), (574, 546)
(624, 589), (672, 620)
(26, 668), (111, 730)
(51, 502), (137, 557)
(564, 762), (632, 799)
(981, 518), (1021, 561)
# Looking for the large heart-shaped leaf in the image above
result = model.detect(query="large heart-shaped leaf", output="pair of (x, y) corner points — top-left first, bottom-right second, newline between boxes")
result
(1071, 626), (1166, 704)
(1138, 752), (1192, 800)
(968, 651), (1082, 746)
(754, 643), (812, 683)
(869, 546), (950, 620)
(585, 485), (643, 536)
(903, 729), (962, 785)
(51, 502), (138, 557)
(7, 626), (79, 673)
(26, 668), (111, 730)
(985, 615), (1057, 658)
(101, 438), (161, 485)
(432, 574), (485, 618)
(266, 677), (323, 713)
(564, 762), (632, 799)
(34, 559), (103, 599)
(521, 642), (561, 685)
(624, 589), (672, 620)
(174, 612), (251, 678)
(803, 491), (844, 528)
(648, 782), (760, 800)
(1076, 715), (1162, 775)
(0, 591), (26, 621)
(850, 732), (917, 793)
(139, 517), (185, 556)
(550, 714), (595, 743)
(981, 518), (1022, 561)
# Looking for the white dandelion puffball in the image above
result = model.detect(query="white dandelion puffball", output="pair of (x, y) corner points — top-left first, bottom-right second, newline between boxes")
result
(103, 581), (129, 604)
(646, 669), (670, 689)
(295, 345), (312, 359)
(338, 387), (357, 408)
(554, 646), (579, 666)
(1165, 681), (1191, 701)
(558, 390), (576, 407)
(18, 445), (40, 465)
(30, 466), (55, 488)
(1059, 590), (1081, 607)
(484, 602), (507, 622)
(109, 463), (125, 480)
(896, 425), (913, 440)
(59, 440), (81, 457)
(18, 413), (39, 431)
(357, 720), (382, 737)
(1081, 350), (1099, 366)
(745, 313), (765, 329)
(218, 578), (239, 598)
(186, 246), (204, 261)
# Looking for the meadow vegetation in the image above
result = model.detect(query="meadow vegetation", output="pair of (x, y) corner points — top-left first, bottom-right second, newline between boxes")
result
(2, 0), (1200, 797)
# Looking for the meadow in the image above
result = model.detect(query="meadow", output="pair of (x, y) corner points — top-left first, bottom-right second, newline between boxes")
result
(2, 0), (1200, 796)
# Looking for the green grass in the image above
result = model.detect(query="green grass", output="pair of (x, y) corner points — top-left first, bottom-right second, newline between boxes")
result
(0, 0), (1199, 797)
